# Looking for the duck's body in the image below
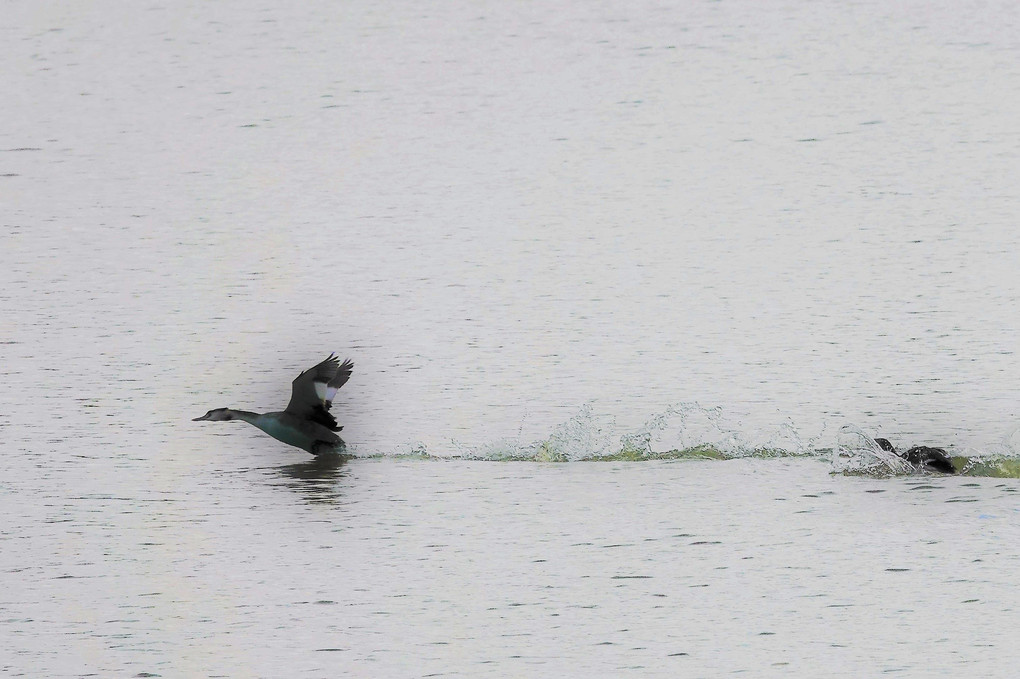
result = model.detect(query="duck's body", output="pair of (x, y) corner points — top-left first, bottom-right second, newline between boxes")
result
(875, 437), (955, 474)
(901, 445), (956, 474)
(194, 354), (353, 456)
(203, 409), (344, 455)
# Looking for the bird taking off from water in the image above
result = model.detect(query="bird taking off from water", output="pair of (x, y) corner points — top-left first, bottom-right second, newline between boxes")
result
(193, 354), (354, 456)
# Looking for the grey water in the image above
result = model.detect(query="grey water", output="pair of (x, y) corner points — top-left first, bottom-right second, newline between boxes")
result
(2, 0), (1019, 676)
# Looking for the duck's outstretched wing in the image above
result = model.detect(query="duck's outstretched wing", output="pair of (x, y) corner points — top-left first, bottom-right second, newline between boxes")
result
(284, 354), (354, 431)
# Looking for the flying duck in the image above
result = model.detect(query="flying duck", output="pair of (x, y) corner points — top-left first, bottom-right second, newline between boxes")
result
(193, 354), (353, 456)
(874, 437), (955, 474)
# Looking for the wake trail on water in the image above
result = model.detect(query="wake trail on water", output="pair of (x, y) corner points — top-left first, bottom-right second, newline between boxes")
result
(353, 403), (824, 461)
(345, 404), (1020, 478)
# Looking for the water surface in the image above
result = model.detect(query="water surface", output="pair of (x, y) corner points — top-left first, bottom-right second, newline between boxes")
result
(2, 0), (1019, 676)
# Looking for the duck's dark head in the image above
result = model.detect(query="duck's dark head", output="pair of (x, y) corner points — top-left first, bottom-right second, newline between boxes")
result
(874, 437), (896, 453)
(193, 408), (234, 422)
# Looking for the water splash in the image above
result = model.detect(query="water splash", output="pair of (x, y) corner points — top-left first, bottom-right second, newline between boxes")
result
(458, 404), (616, 461)
(831, 424), (912, 476)
(832, 424), (1020, 478)
(953, 425), (1020, 477)
(378, 403), (824, 461)
(351, 408), (1020, 476)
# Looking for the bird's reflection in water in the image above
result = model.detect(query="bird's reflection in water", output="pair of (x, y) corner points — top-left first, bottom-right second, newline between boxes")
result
(277, 454), (350, 504)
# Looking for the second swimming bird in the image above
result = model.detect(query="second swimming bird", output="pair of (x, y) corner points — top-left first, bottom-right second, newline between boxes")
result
(874, 437), (956, 474)
(193, 354), (354, 456)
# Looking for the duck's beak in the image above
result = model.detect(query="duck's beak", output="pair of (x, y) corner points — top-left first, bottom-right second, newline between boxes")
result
(193, 414), (210, 421)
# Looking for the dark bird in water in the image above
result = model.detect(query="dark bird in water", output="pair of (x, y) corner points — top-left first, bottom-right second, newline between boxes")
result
(193, 354), (353, 456)
(875, 437), (956, 474)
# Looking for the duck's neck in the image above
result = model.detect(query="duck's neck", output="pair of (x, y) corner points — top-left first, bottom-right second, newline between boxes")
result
(227, 409), (261, 425)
